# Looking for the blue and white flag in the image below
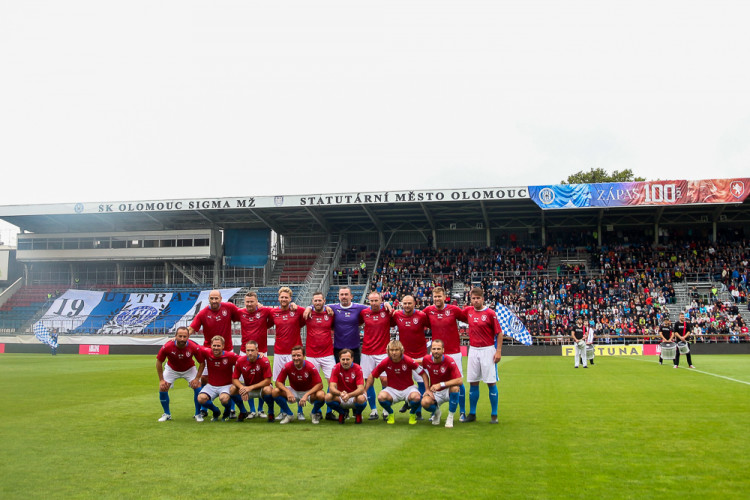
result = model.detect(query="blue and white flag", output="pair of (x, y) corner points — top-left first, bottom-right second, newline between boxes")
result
(495, 304), (533, 346)
(37, 288), (240, 334)
(33, 321), (58, 349)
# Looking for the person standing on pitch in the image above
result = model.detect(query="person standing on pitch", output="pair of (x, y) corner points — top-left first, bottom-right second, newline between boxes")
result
(658, 317), (677, 367)
(462, 287), (504, 424)
(189, 289), (241, 418)
(422, 286), (468, 420)
(392, 295), (429, 420)
(420, 339), (463, 428)
(586, 320), (596, 366)
(235, 291), (274, 417)
(304, 291), (338, 421)
(673, 312), (695, 369)
(155, 326), (205, 422)
(270, 286), (306, 419)
(360, 292), (393, 420)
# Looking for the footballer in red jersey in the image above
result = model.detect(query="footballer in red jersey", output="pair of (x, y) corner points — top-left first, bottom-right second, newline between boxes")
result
(391, 295), (430, 359)
(189, 290), (240, 362)
(271, 346), (327, 424)
(422, 286), (468, 418)
(365, 340), (429, 425)
(305, 292), (336, 378)
(420, 339), (463, 427)
(360, 292), (393, 421)
(230, 340), (274, 421)
(236, 291), (274, 355)
(270, 286), (305, 380)
(325, 349), (368, 423)
(461, 288), (504, 424)
(155, 326), (205, 422)
(197, 336), (240, 421)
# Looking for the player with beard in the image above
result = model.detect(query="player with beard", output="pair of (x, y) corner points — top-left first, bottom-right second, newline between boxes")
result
(360, 292), (393, 420)
(391, 295), (429, 420)
(420, 339), (463, 428)
(325, 349), (368, 424)
(231, 340), (274, 422)
(235, 291), (275, 417)
(422, 286), (468, 420)
(155, 326), (205, 422)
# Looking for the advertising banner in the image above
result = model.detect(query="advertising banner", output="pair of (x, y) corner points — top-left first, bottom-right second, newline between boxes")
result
(530, 178), (749, 210)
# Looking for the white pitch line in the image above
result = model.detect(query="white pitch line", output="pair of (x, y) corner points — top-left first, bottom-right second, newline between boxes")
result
(626, 356), (750, 386)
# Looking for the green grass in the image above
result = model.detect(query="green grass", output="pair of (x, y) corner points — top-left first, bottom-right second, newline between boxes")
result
(1, 354), (748, 499)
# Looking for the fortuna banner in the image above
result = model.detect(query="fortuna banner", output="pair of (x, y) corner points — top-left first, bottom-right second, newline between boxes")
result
(34, 288), (241, 334)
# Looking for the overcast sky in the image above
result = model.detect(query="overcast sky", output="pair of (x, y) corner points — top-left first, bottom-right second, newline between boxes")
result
(1, 0), (749, 244)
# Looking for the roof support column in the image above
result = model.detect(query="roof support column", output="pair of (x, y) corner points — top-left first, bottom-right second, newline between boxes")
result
(712, 221), (717, 243)
(116, 263), (122, 286)
(541, 212), (546, 246)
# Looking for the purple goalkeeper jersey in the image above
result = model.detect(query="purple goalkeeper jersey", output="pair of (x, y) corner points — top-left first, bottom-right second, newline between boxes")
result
(329, 302), (369, 349)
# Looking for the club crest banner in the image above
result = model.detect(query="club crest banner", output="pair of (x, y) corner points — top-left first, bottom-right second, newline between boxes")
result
(529, 178), (749, 210)
(35, 288), (240, 334)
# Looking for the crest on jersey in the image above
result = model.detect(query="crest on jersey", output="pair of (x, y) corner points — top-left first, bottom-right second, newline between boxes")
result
(222, 310), (227, 317)
(481, 315), (487, 321)
(255, 313), (261, 319)
(440, 366), (446, 373)
(304, 372), (309, 378)
(380, 312), (385, 318)
(402, 364), (407, 371)
(414, 318), (419, 325)
(222, 359), (228, 365)
(446, 310), (451, 316)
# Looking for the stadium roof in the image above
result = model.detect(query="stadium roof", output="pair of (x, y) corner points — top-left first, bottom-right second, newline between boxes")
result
(1, 182), (749, 235)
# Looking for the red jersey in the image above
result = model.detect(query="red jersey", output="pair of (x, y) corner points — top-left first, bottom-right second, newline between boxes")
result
(190, 302), (240, 351)
(236, 306), (274, 353)
(157, 339), (203, 372)
(305, 310), (334, 358)
(200, 347), (239, 386)
(360, 307), (392, 356)
(233, 355), (272, 385)
(270, 307), (305, 355)
(372, 355), (423, 391)
(423, 304), (466, 354)
(276, 360), (322, 392)
(330, 362), (364, 393)
(421, 354), (462, 385)
(463, 306), (502, 348)
(392, 310), (429, 358)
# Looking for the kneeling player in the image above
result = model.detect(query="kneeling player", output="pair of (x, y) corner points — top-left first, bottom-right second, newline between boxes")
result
(420, 339), (463, 428)
(365, 340), (429, 425)
(325, 349), (367, 424)
(272, 345), (327, 424)
(197, 336), (244, 421)
(155, 326), (205, 422)
(231, 340), (274, 422)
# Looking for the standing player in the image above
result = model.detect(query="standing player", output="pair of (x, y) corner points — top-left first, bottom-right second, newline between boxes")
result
(305, 291), (338, 421)
(360, 292), (393, 420)
(673, 312), (695, 369)
(325, 348), (368, 424)
(189, 289), (241, 417)
(420, 339), (463, 428)
(231, 340), (274, 422)
(196, 336), (246, 421)
(235, 291), (274, 416)
(272, 345), (327, 424)
(364, 340), (429, 425)
(392, 295), (429, 419)
(423, 286), (468, 420)
(462, 287), (503, 424)
(270, 286), (305, 419)
(155, 326), (205, 422)
(570, 317), (588, 369)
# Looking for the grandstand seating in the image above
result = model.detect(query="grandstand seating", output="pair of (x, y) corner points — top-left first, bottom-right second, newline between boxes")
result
(0, 285), (56, 330)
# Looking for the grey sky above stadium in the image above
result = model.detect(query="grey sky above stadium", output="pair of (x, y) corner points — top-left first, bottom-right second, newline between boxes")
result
(1, 0), (749, 242)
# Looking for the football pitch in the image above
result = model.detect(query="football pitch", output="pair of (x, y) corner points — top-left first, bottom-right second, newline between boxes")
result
(1, 354), (748, 499)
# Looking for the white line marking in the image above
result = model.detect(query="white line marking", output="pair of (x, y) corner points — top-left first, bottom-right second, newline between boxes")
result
(626, 356), (750, 386)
